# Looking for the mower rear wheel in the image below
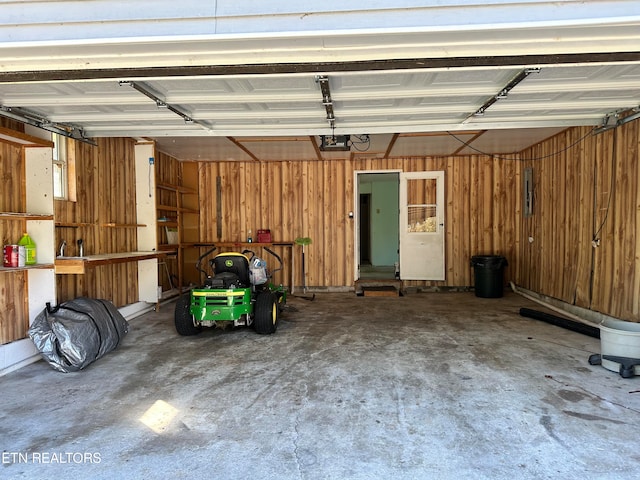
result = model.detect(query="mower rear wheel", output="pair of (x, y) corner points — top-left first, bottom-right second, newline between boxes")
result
(254, 291), (278, 334)
(175, 294), (201, 336)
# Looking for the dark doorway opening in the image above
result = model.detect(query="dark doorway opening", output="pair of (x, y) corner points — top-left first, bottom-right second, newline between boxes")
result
(359, 193), (371, 265)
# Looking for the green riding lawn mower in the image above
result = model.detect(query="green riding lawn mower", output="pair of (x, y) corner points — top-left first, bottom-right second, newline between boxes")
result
(174, 246), (287, 336)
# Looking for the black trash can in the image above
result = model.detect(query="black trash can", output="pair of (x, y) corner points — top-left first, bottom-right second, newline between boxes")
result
(470, 255), (508, 298)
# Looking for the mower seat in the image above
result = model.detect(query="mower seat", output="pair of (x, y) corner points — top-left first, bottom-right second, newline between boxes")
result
(212, 253), (251, 287)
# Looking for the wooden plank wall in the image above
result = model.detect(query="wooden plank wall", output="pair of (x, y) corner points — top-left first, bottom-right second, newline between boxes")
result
(0, 142), (28, 344)
(55, 137), (139, 307)
(518, 121), (640, 321)
(198, 155), (521, 290)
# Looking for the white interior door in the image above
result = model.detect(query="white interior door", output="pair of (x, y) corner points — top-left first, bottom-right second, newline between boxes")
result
(399, 171), (445, 280)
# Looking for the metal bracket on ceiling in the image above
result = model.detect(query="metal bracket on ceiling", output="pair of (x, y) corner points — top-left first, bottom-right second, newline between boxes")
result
(594, 106), (640, 135)
(119, 80), (207, 129)
(467, 67), (541, 120)
(0, 105), (96, 145)
(315, 75), (335, 130)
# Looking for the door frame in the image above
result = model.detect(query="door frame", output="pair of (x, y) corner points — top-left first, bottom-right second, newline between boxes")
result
(353, 169), (402, 282)
(399, 170), (446, 281)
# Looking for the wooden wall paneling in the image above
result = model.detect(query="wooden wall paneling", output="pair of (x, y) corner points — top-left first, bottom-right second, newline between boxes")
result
(518, 123), (640, 322)
(326, 159), (337, 286)
(297, 161), (308, 288)
(573, 129), (595, 308)
(334, 159), (348, 286)
(344, 158), (355, 286)
(203, 163), (218, 241)
(560, 132), (573, 300)
(322, 160), (334, 286)
(591, 131), (613, 313)
(0, 272), (27, 344)
(0, 143), (26, 344)
(55, 137), (141, 308)
(602, 130), (619, 315)
(338, 158), (350, 286)
(198, 153), (522, 292)
(547, 134), (561, 298)
(269, 161), (282, 238)
(612, 124), (635, 318)
(557, 135), (570, 300)
(492, 156), (509, 281)
(201, 162), (216, 241)
(468, 156), (480, 271)
(544, 137), (556, 298)
(226, 162), (241, 241)
(560, 131), (578, 303)
(182, 162), (201, 287)
(280, 161), (292, 241)
(457, 157), (472, 286)
(634, 120), (640, 318)
(536, 144), (549, 297)
(445, 157), (455, 283)
(299, 160), (312, 287)
(0, 143), (24, 212)
(481, 155), (494, 255)
(313, 158), (326, 288)
(508, 155), (521, 284)
(0, 117), (25, 132)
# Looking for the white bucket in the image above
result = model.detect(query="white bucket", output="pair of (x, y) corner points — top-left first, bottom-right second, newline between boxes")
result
(599, 318), (640, 376)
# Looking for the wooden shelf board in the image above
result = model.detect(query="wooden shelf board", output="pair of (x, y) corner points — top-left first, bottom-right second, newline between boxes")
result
(157, 204), (179, 212)
(1, 212), (54, 221)
(55, 222), (94, 228)
(0, 126), (54, 148)
(157, 183), (197, 195)
(55, 251), (166, 274)
(0, 263), (55, 273)
(101, 223), (147, 228)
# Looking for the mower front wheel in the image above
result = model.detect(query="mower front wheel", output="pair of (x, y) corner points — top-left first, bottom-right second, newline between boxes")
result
(175, 294), (201, 336)
(254, 291), (278, 334)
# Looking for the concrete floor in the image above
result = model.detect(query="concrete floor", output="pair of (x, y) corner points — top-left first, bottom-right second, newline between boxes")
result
(1, 292), (640, 480)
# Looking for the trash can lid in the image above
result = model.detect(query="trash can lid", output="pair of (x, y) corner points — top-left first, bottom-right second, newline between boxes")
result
(470, 255), (508, 268)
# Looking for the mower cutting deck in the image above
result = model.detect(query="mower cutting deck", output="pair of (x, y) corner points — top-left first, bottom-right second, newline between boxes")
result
(174, 247), (286, 336)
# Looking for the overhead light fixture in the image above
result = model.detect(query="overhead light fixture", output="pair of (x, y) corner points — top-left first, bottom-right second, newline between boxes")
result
(0, 105), (96, 145)
(469, 67), (541, 119)
(120, 80), (208, 129)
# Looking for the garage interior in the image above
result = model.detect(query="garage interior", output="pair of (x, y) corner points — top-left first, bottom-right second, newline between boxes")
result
(1, 2), (640, 478)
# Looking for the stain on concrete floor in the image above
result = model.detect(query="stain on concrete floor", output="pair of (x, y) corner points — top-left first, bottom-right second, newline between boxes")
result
(2, 292), (640, 479)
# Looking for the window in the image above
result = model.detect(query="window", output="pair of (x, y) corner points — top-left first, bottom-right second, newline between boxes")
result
(406, 178), (438, 233)
(52, 134), (67, 199)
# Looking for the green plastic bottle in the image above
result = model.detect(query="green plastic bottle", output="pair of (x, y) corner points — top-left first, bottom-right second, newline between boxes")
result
(18, 233), (36, 265)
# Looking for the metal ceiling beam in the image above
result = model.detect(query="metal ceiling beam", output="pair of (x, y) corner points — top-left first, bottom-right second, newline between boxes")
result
(119, 80), (210, 130)
(1, 52), (640, 83)
(0, 105), (96, 145)
(315, 75), (335, 130)
(468, 68), (541, 118)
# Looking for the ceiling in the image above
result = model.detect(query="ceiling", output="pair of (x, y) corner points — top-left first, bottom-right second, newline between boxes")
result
(0, 2), (639, 161)
(1, 63), (639, 161)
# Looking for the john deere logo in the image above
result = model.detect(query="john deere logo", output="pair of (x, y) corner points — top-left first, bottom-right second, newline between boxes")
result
(225, 259), (234, 267)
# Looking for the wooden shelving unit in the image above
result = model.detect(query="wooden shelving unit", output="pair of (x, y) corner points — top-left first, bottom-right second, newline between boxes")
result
(0, 129), (56, 372)
(155, 164), (199, 296)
